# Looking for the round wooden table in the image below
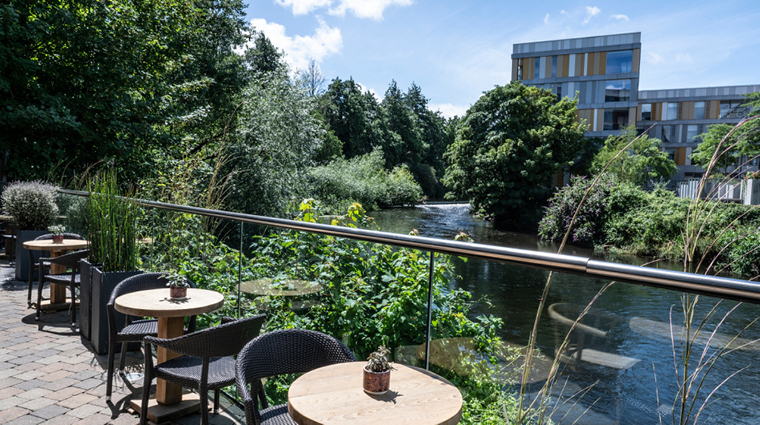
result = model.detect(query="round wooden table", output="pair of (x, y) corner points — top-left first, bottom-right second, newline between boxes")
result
(24, 239), (89, 304)
(288, 362), (463, 425)
(114, 288), (224, 405)
(241, 278), (323, 297)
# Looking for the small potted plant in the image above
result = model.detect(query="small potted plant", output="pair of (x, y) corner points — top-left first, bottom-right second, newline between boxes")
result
(163, 270), (189, 299)
(48, 225), (66, 243)
(363, 345), (395, 395)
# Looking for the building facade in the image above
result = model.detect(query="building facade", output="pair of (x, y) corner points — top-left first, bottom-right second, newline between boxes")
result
(511, 32), (759, 182)
(637, 85), (760, 181)
(511, 33), (641, 138)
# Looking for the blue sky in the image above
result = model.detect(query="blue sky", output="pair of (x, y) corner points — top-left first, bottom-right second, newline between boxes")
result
(243, 0), (760, 117)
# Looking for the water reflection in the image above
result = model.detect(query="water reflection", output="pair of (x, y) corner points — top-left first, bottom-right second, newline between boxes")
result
(373, 204), (760, 424)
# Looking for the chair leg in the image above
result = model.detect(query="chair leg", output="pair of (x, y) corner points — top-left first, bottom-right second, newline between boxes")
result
(106, 339), (117, 401)
(200, 387), (209, 425)
(214, 389), (220, 415)
(69, 279), (76, 326)
(27, 251), (34, 307)
(35, 278), (44, 321)
(118, 341), (128, 373)
(140, 369), (151, 425)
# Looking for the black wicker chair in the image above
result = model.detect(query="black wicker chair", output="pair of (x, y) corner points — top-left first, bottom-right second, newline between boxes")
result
(35, 249), (90, 325)
(28, 233), (85, 307)
(141, 314), (267, 425)
(105, 272), (198, 401)
(235, 329), (356, 425)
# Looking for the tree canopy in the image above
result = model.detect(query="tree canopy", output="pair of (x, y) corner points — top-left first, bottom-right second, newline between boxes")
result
(691, 93), (760, 175)
(442, 81), (587, 222)
(590, 125), (676, 187)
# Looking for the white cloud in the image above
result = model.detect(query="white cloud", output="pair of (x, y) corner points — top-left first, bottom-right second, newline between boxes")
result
(582, 6), (600, 25)
(645, 51), (664, 65)
(429, 103), (468, 118)
(543, 13), (550, 24)
(274, 0), (331, 15)
(249, 18), (342, 71)
(610, 14), (629, 21)
(274, 0), (413, 20)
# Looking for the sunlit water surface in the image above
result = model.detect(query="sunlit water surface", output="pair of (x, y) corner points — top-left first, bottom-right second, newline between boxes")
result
(373, 204), (760, 425)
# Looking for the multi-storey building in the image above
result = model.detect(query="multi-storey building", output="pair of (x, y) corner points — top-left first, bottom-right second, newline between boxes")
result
(511, 32), (641, 138)
(511, 32), (759, 183)
(637, 85), (760, 181)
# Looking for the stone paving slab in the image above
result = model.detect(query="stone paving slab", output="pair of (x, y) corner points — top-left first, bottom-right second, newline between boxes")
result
(1, 261), (245, 424)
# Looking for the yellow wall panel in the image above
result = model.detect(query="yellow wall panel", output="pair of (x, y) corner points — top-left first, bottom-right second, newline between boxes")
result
(587, 53), (596, 76)
(675, 147), (687, 166)
(562, 54), (570, 77)
(524, 58), (533, 80)
(575, 53), (585, 76)
(632, 48), (641, 73)
(707, 100), (720, 119)
(629, 107), (637, 125)
(544, 57), (552, 79)
(599, 52), (607, 74)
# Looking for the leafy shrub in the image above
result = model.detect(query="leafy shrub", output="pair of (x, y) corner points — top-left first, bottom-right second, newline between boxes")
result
(308, 148), (423, 213)
(1, 181), (59, 230)
(715, 226), (760, 278)
(538, 173), (641, 246)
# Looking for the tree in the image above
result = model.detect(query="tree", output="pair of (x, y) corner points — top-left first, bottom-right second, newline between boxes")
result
(590, 125), (676, 187)
(382, 80), (423, 166)
(297, 60), (326, 98)
(442, 82), (586, 222)
(244, 31), (285, 76)
(691, 93), (760, 176)
(0, 0), (252, 181)
(322, 78), (389, 159)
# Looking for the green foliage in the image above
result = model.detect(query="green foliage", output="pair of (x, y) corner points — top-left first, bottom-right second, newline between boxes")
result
(308, 148), (423, 213)
(590, 125), (676, 187)
(86, 170), (138, 272)
(320, 78), (451, 199)
(539, 175), (760, 277)
(1, 0), (252, 181)
(443, 81), (587, 222)
(538, 173), (644, 246)
(1, 181), (59, 230)
(226, 70), (324, 217)
(716, 226), (760, 278)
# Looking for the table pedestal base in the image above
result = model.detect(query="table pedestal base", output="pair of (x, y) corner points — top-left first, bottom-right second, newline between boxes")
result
(130, 393), (200, 424)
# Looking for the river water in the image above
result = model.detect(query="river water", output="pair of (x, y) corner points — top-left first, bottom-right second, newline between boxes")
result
(373, 204), (760, 425)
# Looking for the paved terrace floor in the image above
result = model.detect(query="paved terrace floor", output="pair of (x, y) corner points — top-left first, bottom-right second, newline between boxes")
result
(0, 261), (244, 425)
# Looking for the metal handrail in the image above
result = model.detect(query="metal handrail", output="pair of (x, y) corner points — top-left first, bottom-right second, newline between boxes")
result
(59, 189), (760, 304)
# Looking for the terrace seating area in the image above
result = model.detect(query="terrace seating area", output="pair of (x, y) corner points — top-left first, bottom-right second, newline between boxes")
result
(0, 259), (246, 425)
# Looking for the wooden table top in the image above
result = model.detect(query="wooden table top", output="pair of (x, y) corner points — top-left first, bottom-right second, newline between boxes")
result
(241, 279), (323, 297)
(114, 288), (224, 318)
(23, 239), (89, 251)
(288, 362), (462, 425)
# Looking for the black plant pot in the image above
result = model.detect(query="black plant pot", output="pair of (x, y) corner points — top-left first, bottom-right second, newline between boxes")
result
(14, 230), (48, 280)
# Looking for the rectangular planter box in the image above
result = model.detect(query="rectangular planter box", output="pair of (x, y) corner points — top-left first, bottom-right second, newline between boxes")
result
(90, 267), (142, 355)
(78, 259), (94, 340)
(15, 230), (48, 281)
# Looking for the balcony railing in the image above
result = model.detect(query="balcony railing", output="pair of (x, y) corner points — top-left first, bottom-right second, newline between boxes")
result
(58, 188), (760, 424)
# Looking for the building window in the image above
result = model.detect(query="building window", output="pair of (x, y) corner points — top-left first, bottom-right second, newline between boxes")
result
(605, 80), (631, 102)
(641, 104), (652, 121)
(606, 50), (633, 74)
(603, 109), (629, 130)
(556, 84), (562, 99)
(664, 148), (675, 161)
(694, 101), (705, 120)
(661, 125), (671, 143)
(719, 100), (750, 119)
(666, 102), (678, 120)
(551, 56), (557, 78)
(534, 57), (541, 79)
(686, 125), (699, 143)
